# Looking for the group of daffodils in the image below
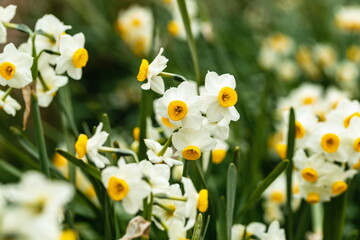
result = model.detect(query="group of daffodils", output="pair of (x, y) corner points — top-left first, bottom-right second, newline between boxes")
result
(72, 46), (240, 239)
(258, 30), (360, 94)
(0, 172), (74, 239)
(0, 5), (89, 115)
(273, 83), (359, 207)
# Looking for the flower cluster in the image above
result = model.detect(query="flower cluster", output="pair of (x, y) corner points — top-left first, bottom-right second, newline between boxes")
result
(0, 6), (89, 116)
(274, 83), (359, 204)
(0, 171), (74, 239)
(231, 220), (286, 240)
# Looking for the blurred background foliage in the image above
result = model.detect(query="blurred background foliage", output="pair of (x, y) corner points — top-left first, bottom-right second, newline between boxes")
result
(1, 0), (360, 239)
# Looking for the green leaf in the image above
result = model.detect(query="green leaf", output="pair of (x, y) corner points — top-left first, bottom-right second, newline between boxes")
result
(227, 163), (237, 240)
(191, 213), (203, 240)
(235, 160), (289, 222)
(56, 149), (101, 181)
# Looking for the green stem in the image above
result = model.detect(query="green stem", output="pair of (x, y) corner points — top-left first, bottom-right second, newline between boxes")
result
(1, 87), (13, 101)
(176, 0), (201, 86)
(138, 90), (151, 160)
(32, 94), (50, 177)
(157, 136), (172, 157)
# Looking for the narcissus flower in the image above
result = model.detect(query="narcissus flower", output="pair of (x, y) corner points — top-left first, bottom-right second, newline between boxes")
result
(172, 127), (216, 160)
(155, 81), (203, 129)
(144, 139), (182, 167)
(231, 222), (266, 240)
(335, 6), (360, 32)
(0, 5), (17, 44)
(261, 221), (286, 240)
(101, 159), (150, 214)
(200, 71), (240, 123)
(137, 48), (168, 94)
(139, 160), (170, 194)
(0, 43), (33, 88)
(74, 122), (109, 168)
(0, 89), (21, 116)
(56, 33), (88, 80)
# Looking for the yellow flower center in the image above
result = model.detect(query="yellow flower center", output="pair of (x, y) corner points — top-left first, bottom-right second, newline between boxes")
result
(270, 191), (285, 204)
(53, 153), (68, 167)
(182, 145), (201, 160)
(168, 100), (188, 121)
(107, 176), (129, 201)
(0, 62), (16, 80)
(218, 87), (238, 107)
(212, 149), (227, 164)
(132, 18), (141, 27)
(344, 112), (360, 128)
(306, 192), (320, 204)
(321, 133), (340, 153)
(72, 48), (89, 68)
(270, 33), (290, 52)
(331, 181), (348, 195)
(354, 138), (360, 152)
(295, 121), (306, 139)
(302, 97), (314, 105)
(167, 21), (180, 36)
(137, 59), (149, 82)
(161, 117), (175, 128)
(197, 189), (208, 213)
(75, 134), (88, 158)
(59, 229), (77, 240)
(301, 168), (318, 183)
(166, 204), (176, 216)
(133, 127), (140, 141)
(275, 143), (287, 160)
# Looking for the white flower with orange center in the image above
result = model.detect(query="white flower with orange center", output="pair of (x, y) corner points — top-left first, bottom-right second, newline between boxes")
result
(0, 43), (33, 88)
(155, 81), (203, 129)
(101, 159), (150, 214)
(0, 5), (16, 44)
(144, 139), (182, 167)
(324, 165), (356, 197)
(0, 89), (21, 116)
(306, 122), (349, 162)
(181, 177), (208, 230)
(335, 6), (360, 32)
(137, 48), (168, 94)
(34, 14), (72, 52)
(55, 33), (88, 80)
(326, 98), (360, 128)
(299, 181), (331, 204)
(294, 150), (337, 184)
(74, 122), (109, 168)
(200, 71), (240, 123)
(155, 113), (177, 138)
(172, 127), (216, 161)
(37, 68), (68, 108)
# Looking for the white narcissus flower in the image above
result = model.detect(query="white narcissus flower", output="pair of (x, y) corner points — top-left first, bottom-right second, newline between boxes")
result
(4, 171), (74, 217)
(181, 177), (208, 230)
(137, 48), (168, 94)
(324, 165), (357, 197)
(0, 89), (21, 116)
(346, 117), (360, 168)
(325, 98), (360, 128)
(0, 43), (33, 88)
(34, 14), (72, 52)
(101, 159), (150, 215)
(202, 117), (230, 140)
(0, 5), (17, 44)
(74, 122), (109, 168)
(144, 139), (182, 167)
(155, 81), (203, 129)
(261, 221), (286, 240)
(167, 220), (188, 240)
(138, 160), (170, 194)
(231, 222), (266, 240)
(172, 127), (216, 161)
(56, 33), (88, 80)
(201, 71), (240, 123)
(335, 6), (360, 32)
(37, 68), (68, 107)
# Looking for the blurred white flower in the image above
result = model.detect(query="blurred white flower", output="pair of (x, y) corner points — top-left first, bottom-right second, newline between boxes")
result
(0, 89), (21, 116)
(0, 5), (17, 44)
(335, 6), (360, 32)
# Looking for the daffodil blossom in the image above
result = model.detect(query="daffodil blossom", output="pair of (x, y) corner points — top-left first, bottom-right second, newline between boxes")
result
(74, 122), (110, 168)
(172, 127), (216, 161)
(0, 43), (33, 88)
(231, 222), (266, 240)
(56, 32), (88, 80)
(155, 81), (203, 129)
(260, 221), (286, 240)
(101, 159), (151, 215)
(144, 139), (182, 167)
(137, 48), (168, 94)
(0, 5), (17, 44)
(0, 89), (21, 116)
(201, 71), (240, 123)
